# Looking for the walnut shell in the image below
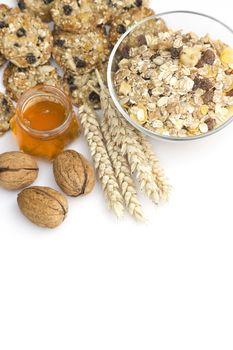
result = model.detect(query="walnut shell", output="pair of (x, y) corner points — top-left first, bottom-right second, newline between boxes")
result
(0, 151), (39, 190)
(53, 150), (95, 197)
(17, 186), (68, 228)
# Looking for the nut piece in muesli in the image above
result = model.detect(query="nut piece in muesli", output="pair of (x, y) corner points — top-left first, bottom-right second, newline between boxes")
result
(1, 8), (52, 68)
(52, 29), (109, 74)
(4, 62), (62, 101)
(17, 0), (55, 23)
(114, 27), (233, 137)
(0, 92), (15, 135)
(63, 65), (107, 109)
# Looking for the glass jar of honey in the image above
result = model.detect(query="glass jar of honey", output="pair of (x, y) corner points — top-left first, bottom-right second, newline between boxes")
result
(11, 85), (80, 159)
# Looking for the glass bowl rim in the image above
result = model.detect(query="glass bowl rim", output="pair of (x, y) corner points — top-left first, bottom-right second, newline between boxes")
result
(107, 10), (233, 142)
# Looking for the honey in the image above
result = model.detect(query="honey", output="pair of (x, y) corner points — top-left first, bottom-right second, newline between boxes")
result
(11, 85), (80, 159)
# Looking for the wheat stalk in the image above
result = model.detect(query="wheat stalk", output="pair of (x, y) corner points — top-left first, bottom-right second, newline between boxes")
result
(96, 70), (160, 204)
(79, 104), (124, 217)
(100, 119), (145, 221)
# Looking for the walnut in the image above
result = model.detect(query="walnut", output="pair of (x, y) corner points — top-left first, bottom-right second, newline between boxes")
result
(17, 186), (68, 228)
(53, 150), (95, 197)
(0, 151), (38, 190)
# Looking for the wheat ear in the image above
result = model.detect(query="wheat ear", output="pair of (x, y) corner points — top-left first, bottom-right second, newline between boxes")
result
(100, 119), (145, 221)
(96, 70), (160, 204)
(79, 104), (124, 217)
(139, 137), (171, 201)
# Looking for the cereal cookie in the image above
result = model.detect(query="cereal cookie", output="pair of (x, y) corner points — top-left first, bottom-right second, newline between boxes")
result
(52, 30), (109, 74)
(0, 4), (10, 63)
(4, 63), (62, 101)
(109, 7), (155, 44)
(0, 93), (15, 135)
(63, 66), (107, 109)
(1, 8), (52, 68)
(0, 4), (10, 31)
(51, 0), (105, 33)
(0, 53), (6, 67)
(17, 0), (55, 23)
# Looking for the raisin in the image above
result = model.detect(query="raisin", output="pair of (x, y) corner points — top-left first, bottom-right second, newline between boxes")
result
(121, 45), (130, 58)
(67, 75), (75, 85)
(0, 21), (8, 29)
(202, 89), (214, 104)
(16, 27), (26, 37)
(150, 53), (159, 60)
(116, 24), (126, 34)
(2, 98), (8, 107)
(18, 0), (26, 10)
(202, 49), (215, 65)
(148, 89), (153, 96)
(196, 58), (204, 68)
(54, 39), (65, 47)
(137, 35), (147, 46)
(89, 91), (100, 103)
(69, 84), (77, 92)
(170, 47), (182, 59)
(38, 36), (44, 43)
(63, 5), (73, 15)
(43, 0), (54, 4)
(199, 78), (213, 91)
(73, 57), (86, 68)
(18, 68), (27, 72)
(226, 89), (233, 97)
(135, 0), (143, 6)
(205, 118), (216, 131)
(193, 77), (201, 91)
(14, 43), (20, 47)
(26, 53), (37, 65)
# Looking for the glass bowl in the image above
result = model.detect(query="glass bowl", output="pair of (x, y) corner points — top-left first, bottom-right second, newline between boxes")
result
(107, 11), (233, 141)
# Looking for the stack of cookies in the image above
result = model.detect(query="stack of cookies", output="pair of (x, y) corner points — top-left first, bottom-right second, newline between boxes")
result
(0, 0), (154, 135)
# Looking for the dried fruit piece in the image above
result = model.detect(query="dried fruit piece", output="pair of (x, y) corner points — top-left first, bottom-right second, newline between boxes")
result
(17, 186), (68, 228)
(202, 89), (214, 104)
(202, 49), (215, 65)
(220, 46), (233, 65)
(226, 89), (233, 97)
(200, 105), (209, 115)
(0, 151), (38, 190)
(53, 150), (95, 197)
(130, 104), (148, 124)
(180, 46), (202, 67)
(205, 118), (216, 131)
(119, 81), (131, 95)
(170, 47), (182, 59)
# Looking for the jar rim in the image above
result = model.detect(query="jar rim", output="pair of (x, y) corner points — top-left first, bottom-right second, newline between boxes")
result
(16, 85), (73, 139)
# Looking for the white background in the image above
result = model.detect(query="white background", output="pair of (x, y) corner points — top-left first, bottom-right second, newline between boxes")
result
(0, 0), (233, 349)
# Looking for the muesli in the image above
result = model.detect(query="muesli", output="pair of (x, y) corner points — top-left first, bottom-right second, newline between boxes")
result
(114, 24), (233, 137)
